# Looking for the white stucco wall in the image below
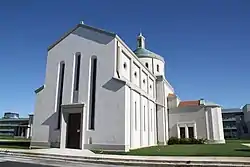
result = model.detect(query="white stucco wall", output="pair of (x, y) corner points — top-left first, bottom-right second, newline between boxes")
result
(138, 57), (165, 77)
(148, 77), (154, 97)
(169, 106), (207, 139)
(31, 89), (53, 147)
(153, 58), (165, 76)
(124, 85), (131, 150)
(141, 96), (149, 147)
(139, 58), (153, 73)
(130, 90), (141, 149)
(120, 51), (131, 81)
(131, 62), (140, 87)
(206, 107), (225, 143)
(169, 106), (225, 143)
(148, 100), (156, 146)
(31, 26), (130, 150)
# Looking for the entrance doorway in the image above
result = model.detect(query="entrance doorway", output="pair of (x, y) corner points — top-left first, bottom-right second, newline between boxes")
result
(66, 113), (81, 149)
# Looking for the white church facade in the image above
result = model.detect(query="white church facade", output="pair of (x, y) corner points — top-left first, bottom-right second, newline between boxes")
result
(31, 23), (225, 151)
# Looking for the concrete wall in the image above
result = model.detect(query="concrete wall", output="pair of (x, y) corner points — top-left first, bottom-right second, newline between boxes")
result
(116, 38), (158, 150)
(169, 106), (207, 139)
(155, 78), (174, 144)
(139, 58), (153, 73)
(31, 88), (53, 147)
(243, 105), (250, 134)
(206, 107), (225, 143)
(153, 58), (165, 76)
(138, 57), (165, 76)
(169, 106), (225, 143)
(31, 26), (129, 150)
(130, 90), (141, 149)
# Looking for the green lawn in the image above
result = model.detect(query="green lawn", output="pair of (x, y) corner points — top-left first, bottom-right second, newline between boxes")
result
(96, 140), (250, 157)
(0, 136), (30, 149)
(0, 136), (30, 141)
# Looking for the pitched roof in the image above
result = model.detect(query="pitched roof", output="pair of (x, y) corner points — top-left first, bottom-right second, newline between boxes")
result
(48, 23), (116, 51)
(178, 100), (200, 107)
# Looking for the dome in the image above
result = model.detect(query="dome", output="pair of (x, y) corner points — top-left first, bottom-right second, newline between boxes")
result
(134, 47), (165, 62)
(133, 33), (165, 62)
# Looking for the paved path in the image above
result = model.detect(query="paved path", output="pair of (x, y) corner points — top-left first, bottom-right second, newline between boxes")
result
(0, 155), (121, 167)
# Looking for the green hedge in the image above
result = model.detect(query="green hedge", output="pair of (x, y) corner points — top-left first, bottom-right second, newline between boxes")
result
(168, 137), (206, 145)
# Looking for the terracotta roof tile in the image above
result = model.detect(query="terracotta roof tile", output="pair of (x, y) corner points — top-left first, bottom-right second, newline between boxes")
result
(179, 100), (200, 107)
(168, 93), (176, 97)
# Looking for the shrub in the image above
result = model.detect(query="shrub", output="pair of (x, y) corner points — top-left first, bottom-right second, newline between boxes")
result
(168, 137), (179, 145)
(167, 137), (206, 145)
(197, 138), (207, 144)
(179, 138), (190, 144)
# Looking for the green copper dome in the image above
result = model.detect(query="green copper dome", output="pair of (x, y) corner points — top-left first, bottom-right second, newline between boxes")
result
(133, 33), (165, 62)
(134, 48), (165, 62)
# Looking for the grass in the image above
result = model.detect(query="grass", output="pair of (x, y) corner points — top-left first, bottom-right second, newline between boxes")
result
(95, 140), (250, 157)
(0, 136), (30, 141)
(0, 136), (30, 149)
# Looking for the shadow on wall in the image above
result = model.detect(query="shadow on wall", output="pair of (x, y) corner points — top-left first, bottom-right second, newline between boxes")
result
(73, 28), (114, 45)
(102, 78), (125, 92)
(42, 112), (60, 148)
(169, 124), (178, 137)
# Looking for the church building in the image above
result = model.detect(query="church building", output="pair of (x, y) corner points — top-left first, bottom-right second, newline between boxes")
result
(31, 22), (225, 151)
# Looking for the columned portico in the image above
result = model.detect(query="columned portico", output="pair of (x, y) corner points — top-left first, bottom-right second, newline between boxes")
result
(177, 121), (197, 139)
(60, 103), (85, 149)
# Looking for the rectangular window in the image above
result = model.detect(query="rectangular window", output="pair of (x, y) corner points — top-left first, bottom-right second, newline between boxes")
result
(57, 62), (65, 129)
(89, 57), (97, 130)
(73, 54), (81, 103)
(188, 127), (194, 138)
(135, 101), (137, 130)
(144, 106), (146, 131)
(74, 54), (81, 91)
(180, 127), (185, 138)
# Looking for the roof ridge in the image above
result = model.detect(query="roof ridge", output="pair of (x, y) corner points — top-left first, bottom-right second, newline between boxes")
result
(48, 23), (116, 51)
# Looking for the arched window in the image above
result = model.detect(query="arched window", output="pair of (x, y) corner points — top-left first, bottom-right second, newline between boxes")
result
(157, 64), (159, 72)
(145, 63), (148, 68)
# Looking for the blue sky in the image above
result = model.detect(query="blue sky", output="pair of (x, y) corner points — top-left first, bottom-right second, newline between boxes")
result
(0, 0), (249, 117)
